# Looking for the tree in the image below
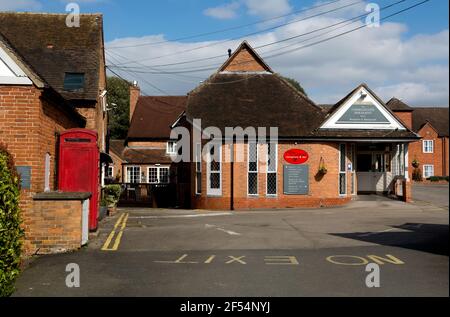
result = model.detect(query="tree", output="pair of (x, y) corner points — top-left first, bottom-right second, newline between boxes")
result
(281, 76), (308, 96)
(107, 76), (131, 140)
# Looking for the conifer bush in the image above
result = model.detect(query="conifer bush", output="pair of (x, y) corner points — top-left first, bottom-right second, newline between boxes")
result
(0, 144), (23, 297)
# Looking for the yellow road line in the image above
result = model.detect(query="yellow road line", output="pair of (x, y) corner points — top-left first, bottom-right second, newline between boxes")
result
(101, 213), (128, 251)
(110, 213), (129, 251)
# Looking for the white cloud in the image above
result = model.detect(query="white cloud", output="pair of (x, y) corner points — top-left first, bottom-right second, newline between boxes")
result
(204, 2), (241, 20)
(106, 2), (449, 107)
(244, 0), (292, 18)
(0, 0), (42, 10)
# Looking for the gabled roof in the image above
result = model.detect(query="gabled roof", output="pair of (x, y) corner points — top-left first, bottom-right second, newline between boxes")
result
(127, 96), (187, 140)
(0, 12), (104, 101)
(386, 97), (413, 112)
(412, 107), (449, 137)
(186, 72), (325, 138)
(218, 41), (273, 73)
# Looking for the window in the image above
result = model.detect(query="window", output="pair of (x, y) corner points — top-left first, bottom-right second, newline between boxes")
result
(248, 142), (258, 196)
(167, 141), (177, 154)
(423, 140), (434, 153)
(423, 165), (434, 178)
(266, 143), (278, 196)
(126, 166), (141, 183)
(147, 166), (170, 184)
(63, 73), (85, 91)
(339, 144), (346, 196)
(44, 153), (51, 192)
(195, 143), (202, 195)
(206, 143), (221, 196)
(106, 165), (114, 179)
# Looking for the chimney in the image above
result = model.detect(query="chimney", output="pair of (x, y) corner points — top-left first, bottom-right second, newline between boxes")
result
(129, 81), (140, 122)
(228, 49), (232, 57)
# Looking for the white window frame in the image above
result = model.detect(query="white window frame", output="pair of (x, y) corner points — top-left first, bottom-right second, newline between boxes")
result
(247, 142), (259, 196)
(167, 141), (177, 154)
(206, 143), (222, 196)
(126, 166), (141, 183)
(339, 143), (347, 196)
(422, 140), (434, 153)
(147, 166), (170, 184)
(266, 143), (278, 196)
(423, 165), (434, 178)
(195, 143), (202, 195)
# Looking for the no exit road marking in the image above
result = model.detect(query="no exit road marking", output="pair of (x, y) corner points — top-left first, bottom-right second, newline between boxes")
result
(153, 254), (405, 266)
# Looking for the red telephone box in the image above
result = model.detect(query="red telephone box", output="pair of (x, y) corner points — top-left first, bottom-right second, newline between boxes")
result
(59, 129), (100, 231)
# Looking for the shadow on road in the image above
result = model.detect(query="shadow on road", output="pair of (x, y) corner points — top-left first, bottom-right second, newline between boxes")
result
(331, 223), (449, 256)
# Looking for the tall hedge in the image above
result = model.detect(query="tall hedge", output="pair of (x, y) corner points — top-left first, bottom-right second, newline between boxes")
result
(0, 144), (23, 297)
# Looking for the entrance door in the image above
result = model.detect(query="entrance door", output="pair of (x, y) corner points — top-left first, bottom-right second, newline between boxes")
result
(356, 152), (392, 193)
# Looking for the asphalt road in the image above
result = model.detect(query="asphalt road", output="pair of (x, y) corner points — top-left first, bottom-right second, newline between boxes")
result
(412, 183), (449, 208)
(14, 195), (449, 297)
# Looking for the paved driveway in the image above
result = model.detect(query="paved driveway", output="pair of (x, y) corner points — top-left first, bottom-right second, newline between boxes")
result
(412, 183), (449, 208)
(14, 197), (448, 297)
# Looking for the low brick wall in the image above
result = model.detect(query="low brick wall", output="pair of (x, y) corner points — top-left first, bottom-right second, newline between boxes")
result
(26, 192), (91, 255)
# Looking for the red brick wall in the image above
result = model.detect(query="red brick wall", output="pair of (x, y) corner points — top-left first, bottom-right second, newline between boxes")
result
(0, 84), (83, 254)
(27, 199), (84, 254)
(409, 123), (447, 177)
(393, 111), (413, 130)
(191, 142), (353, 210)
(223, 48), (268, 72)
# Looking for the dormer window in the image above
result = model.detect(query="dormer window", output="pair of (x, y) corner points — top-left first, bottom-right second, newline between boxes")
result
(167, 141), (177, 154)
(64, 72), (85, 91)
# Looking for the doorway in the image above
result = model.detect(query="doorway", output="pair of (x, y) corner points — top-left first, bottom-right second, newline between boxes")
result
(356, 144), (393, 193)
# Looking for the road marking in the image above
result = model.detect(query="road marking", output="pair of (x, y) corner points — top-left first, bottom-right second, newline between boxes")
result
(326, 254), (405, 266)
(154, 254), (199, 264)
(128, 212), (232, 219)
(367, 254), (404, 265)
(358, 228), (397, 237)
(205, 224), (241, 236)
(326, 255), (369, 266)
(101, 213), (129, 251)
(264, 256), (299, 265)
(204, 255), (216, 264)
(226, 256), (246, 264)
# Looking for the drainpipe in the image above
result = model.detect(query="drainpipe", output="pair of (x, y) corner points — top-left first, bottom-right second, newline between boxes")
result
(230, 140), (234, 211)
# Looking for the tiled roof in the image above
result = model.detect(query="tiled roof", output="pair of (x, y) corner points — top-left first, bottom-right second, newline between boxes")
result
(0, 12), (104, 101)
(127, 96), (187, 140)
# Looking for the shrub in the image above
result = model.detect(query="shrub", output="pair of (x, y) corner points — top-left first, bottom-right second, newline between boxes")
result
(427, 176), (448, 182)
(0, 144), (23, 297)
(104, 184), (122, 206)
(412, 168), (422, 182)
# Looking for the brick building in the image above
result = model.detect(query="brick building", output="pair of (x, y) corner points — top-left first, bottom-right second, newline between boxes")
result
(110, 87), (190, 207)
(0, 13), (107, 254)
(387, 98), (449, 179)
(172, 41), (419, 210)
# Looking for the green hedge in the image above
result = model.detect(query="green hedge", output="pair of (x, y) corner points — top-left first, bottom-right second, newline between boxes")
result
(427, 176), (449, 182)
(0, 144), (23, 297)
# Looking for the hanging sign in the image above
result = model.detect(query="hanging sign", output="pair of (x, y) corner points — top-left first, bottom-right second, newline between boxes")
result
(284, 149), (309, 165)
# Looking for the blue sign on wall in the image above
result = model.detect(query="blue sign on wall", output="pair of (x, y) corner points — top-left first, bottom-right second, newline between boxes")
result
(16, 166), (31, 189)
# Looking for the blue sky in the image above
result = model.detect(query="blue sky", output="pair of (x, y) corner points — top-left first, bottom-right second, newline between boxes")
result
(1, 0), (449, 105)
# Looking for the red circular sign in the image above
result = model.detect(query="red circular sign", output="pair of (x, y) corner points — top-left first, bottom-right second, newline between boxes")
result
(284, 149), (309, 165)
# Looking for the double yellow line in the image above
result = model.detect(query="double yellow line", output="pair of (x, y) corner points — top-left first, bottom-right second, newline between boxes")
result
(101, 213), (129, 251)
